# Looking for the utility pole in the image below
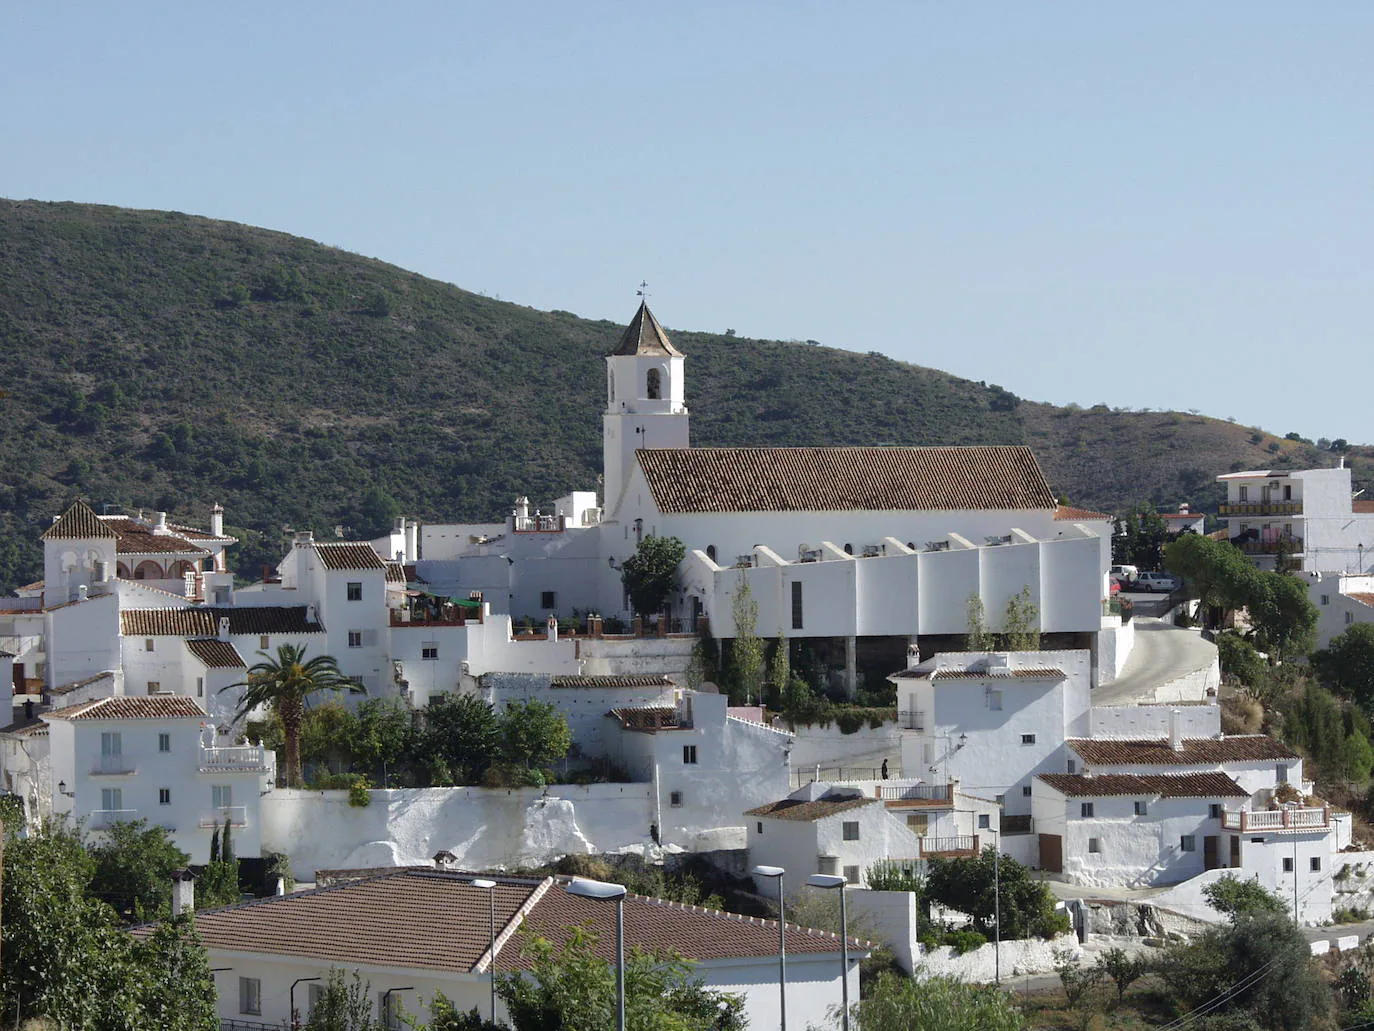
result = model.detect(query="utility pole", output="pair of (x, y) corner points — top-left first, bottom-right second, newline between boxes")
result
(994, 833), (1001, 984)
(1292, 837), (1300, 924)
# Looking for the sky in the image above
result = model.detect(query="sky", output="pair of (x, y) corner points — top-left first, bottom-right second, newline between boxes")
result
(4, 3), (1372, 443)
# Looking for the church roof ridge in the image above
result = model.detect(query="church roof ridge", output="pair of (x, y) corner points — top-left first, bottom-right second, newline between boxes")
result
(611, 301), (683, 358)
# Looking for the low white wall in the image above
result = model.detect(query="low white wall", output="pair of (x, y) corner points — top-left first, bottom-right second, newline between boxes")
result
(1090, 704), (1220, 740)
(787, 723), (901, 772)
(261, 785), (655, 880)
(1096, 618), (1135, 686)
(481, 672), (675, 760)
(1333, 850), (1374, 915)
(1144, 868), (1241, 925)
(1146, 658), (1221, 703)
(576, 637), (697, 678)
(917, 933), (1081, 982)
(847, 889), (918, 973)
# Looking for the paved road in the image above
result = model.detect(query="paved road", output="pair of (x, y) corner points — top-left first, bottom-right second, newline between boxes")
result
(1093, 617), (1217, 706)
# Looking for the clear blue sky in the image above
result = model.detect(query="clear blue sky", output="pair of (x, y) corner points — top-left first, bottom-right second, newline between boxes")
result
(5, 3), (1371, 443)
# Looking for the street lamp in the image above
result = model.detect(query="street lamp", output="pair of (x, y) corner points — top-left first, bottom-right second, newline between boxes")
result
(471, 879), (499, 1024)
(993, 830), (1001, 984)
(381, 987), (414, 1031)
(565, 877), (628, 1031)
(290, 976), (321, 1031)
(806, 874), (850, 1031)
(752, 865), (787, 1031)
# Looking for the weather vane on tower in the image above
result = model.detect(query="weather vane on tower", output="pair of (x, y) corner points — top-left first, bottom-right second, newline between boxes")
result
(636, 280), (649, 305)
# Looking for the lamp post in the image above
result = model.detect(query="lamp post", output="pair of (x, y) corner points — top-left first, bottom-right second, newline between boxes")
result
(752, 865), (787, 1031)
(565, 877), (628, 1031)
(289, 976), (321, 1031)
(381, 987), (414, 1030)
(471, 879), (499, 1023)
(806, 874), (850, 1031)
(993, 830), (1001, 985)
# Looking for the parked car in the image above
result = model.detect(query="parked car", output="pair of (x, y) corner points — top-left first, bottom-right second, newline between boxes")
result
(1110, 564), (1139, 582)
(1135, 571), (1181, 592)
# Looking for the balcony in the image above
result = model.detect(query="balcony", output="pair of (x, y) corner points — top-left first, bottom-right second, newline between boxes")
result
(918, 834), (980, 858)
(1220, 806), (1330, 832)
(1220, 501), (1303, 516)
(1239, 537), (1303, 556)
(878, 783), (952, 803)
(89, 809), (139, 830)
(199, 805), (248, 829)
(91, 754), (136, 776)
(199, 746), (271, 773)
(898, 709), (926, 731)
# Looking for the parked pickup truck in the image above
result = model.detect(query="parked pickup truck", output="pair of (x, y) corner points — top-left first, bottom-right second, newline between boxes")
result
(1135, 571), (1181, 592)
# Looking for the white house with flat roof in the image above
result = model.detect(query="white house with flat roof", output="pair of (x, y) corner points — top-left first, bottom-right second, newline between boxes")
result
(1217, 464), (1374, 573)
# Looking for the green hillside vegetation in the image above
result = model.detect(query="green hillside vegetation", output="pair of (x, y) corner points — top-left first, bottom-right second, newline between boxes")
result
(0, 198), (1369, 592)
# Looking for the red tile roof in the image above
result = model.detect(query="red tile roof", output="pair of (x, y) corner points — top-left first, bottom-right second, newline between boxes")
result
(45, 696), (207, 721)
(930, 667), (1066, 681)
(611, 302), (682, 357)
(552, 674), (673, 689)
(606, 705), (681, 730)
(120, 607), (323, 637)
(47, 671), (116, 697)
(636, 445), (1057, 514)
(1055, 505), (1112, 521)
(185, 638), (246, 669)
(102, 519), (210, 556)
(1348, 593), (1374, 608)
(1354, 500), (1374, 514)
(314, 542), (387, 571)
(746, 795), (880, 822)
(1038, 772), (1248, 798)
(1067, 735), (1299, 766)
(385, 561), (407, 584)
(40, 500), (116, 540)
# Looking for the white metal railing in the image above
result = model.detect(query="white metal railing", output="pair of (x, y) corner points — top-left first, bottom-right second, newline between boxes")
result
(878, 783), (951, 802)
(91, 754), (136, 775)
(199, 805), (248, 828)
(919, 835), (978, 856)
(89, 809), (138, 829)
(897, 709), (926, 731)
(199, 746), (269, 771)
(1220, 807), (1330, 832)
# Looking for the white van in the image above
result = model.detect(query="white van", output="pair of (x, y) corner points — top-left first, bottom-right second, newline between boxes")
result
(1110, 564), (1139, 582)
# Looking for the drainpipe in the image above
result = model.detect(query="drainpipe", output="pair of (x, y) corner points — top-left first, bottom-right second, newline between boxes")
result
(651, 759), (663, 845)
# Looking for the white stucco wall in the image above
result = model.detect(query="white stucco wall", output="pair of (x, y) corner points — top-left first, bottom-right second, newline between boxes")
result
(1090, 704), (1221, 740)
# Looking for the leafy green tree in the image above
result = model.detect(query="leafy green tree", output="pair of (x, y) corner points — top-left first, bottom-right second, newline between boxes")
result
(766, 633), (791, 701)
(1114, 507), (1170, 570)
(1340, 723), (1374, 782)
(1246, 572), (1318, 662)
(1001, 585), (1040, 651)
(925, 847), (1068, 940)
(199, 818), (241, 908)
(303, 969), (381, 1030)
(836, 972), (1024, 1031)
(1161, 911), (1331, 1031)
(350, 697), (415, 783)
(428, 991), (503, 1030)
(1201, 874), (1289, 918)
(1055, 948), (1104, 1008)
(418, 693), (500, 785)
(495, 926), (746, 1031)
(301, 699), (361, 772)
(965, 593), (993, 650)
(1095, 946), (1148, 1003)
(729, 579), (764, 705)
(499, 699), (573, 772)
(620, 535), (686, 618)
(226, 643), (360, 788)
(1166, 534), (1257, 627)
(1217, 633), (1268, 688)
(88, 818), (190, 921)
(1315, 623), (1374, 709)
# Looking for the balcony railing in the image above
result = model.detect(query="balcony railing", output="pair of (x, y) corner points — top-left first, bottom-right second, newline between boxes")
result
(1002, 814), (1034, 835)
(878, 783), (952, 802)
(898, 709), (926, 731)
(1220, 806), (1330, 832)
(199, 746), (270, 772)
(1240, 538), (1304, 555)
(1220, 501), (1302, 516)
(199, 805), (248, 828)
(918, 834), (979, 857)
(89, 809), (139, 829)
(91, 754), (136, 775)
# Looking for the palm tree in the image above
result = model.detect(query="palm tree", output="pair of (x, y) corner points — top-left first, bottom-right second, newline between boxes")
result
(224, 643), (360, 788)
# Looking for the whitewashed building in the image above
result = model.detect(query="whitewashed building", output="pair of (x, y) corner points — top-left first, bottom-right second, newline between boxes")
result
(1217, 464), (1374, 573)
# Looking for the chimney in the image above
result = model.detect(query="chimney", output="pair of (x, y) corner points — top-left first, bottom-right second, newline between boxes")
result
(1178, 503), (1189, 514)
(171, 869), (196, 917)
(1169, 708), (1184, 752)
(515, 496), (530, 520)
(218, 616), (231, 642)
(433, 849), (456, 869)
(405, 519), (419, 563)
(210, 503), (224, 538)
(154, 511), (169, 533)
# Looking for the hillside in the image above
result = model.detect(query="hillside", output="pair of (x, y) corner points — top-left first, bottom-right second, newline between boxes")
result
(0, 199), (1368, 590)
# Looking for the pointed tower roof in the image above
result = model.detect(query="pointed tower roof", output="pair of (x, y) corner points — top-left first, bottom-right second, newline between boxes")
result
(40, 500), (116, 540)
(611, 302), (683, 358)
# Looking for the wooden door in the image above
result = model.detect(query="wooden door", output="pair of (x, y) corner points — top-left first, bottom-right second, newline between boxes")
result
(1039, 834), (1063, 873)
(1204, 835), (1220, 870)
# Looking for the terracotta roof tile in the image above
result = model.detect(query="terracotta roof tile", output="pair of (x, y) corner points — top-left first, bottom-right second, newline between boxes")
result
(185, 638), (247, 669)
(637, 445), (1056, 514)
(1038, 772), (1248, 798)
(102, 519), (210, 556)
(930, 667), (1065, 681)
(385, 561), (407, 584)
(1348, 593), (1374, 608)
(167, 522), (234, 541)
(314, 542), (387, 571)
(45, 696), (206, 721)
(552, 674), (674, 689)
(47, 671), (116, 697)
(745, 795), (880, 822)
(41, 500), (116, 540)
(611, 302), (682, 357)
(1354, 500), (1374, 514)
(1067, 735), (1299, 766)
(121, 607), (323, 637)
(1055, 505), (1112, 521)
(607, 705), (681, 730)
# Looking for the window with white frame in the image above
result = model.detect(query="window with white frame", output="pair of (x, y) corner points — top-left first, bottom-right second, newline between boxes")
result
(158, 732), (171, 753)
(1348, 612), (1356, 625)
(1321, 595), (1330, 606)
(1209, 803), (1222, 819)
(239, 977), (261, 1015)
(212, 784), (233, 812)
(347, 582), (363, 601)
(348, 631), (363, 648)
(978, 814), (991, 829)
(842, 821), (860, 841)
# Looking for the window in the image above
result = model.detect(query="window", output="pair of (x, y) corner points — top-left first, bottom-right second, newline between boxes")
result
(1239, 486), (1249, 501)
(906, 813), (928, 833)
(843, 543), (853, 555)
(212, 784), (233, 811)
(309, 984), (326, 1016)
(1209, 804), (1222, 819)
(989, 690), (1003, 712)
(646, 367), (662, 400)
(1020, 734), (1036, 745)
(146, 681), (160, 694)
(144, 638), (154, 652)
(260, 635), (270, 649)
(842, 821), (860, 841)
(791, 581), (804, 630)
(1311, 857), (1323, 872)
(706, 545), (717, 562)
(421, 643), (438, 660)
(1276, 763), (1289, 784)
(158, 733), (171, 753)
(817, 856), (838, 875)
(541, 591), (556, 609)
(1347, 612), (1356, 625)
(1283, 856), (1294, 872)
(1088, 838), (1101, 853)
(1321, 595), (1330, 606)
(1134, 801), (1148, 816)
(1022, 785), (1032, 797)
(995, 794), (1006, 806)
(159, 788), (170, 805)
(1251, 837), (1264, 844)
(843, 865), (860, 884)
(756, 821), (763, 834)
(1081, 803), (1094, 818)
(101, 787), (123, 811)
(100, 731), (122, 765)
(1067, 759), (1076, 774)
(239, 977), (262, 1015)
(196, 676), (204, 698)
(347, 582), (363, 601)
(683, 745), (698, 765)
(348, 631), (363, 648)
(978, 814), (991, 829)
(669, 791), (683, 807)
(1180, 835), (1196, 852)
